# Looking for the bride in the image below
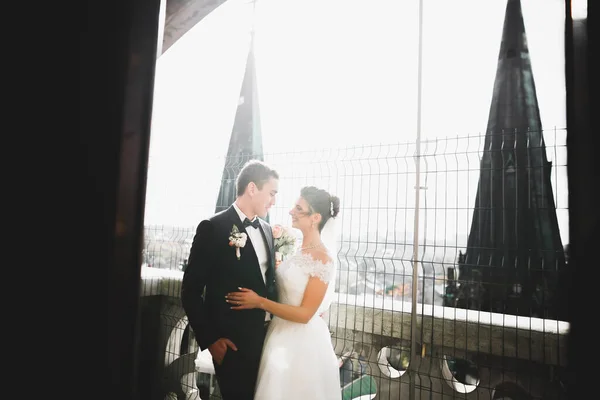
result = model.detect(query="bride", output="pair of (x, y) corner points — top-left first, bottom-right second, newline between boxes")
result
(225, 186), (342, 399)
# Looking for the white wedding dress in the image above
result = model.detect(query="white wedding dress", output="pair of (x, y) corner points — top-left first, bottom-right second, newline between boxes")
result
(254, 251), (342, 400)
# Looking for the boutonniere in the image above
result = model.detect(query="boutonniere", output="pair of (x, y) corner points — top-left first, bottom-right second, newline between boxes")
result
(229, 224), (248, 260)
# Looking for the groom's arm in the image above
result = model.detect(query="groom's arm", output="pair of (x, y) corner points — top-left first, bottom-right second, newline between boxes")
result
(182, 220), (220, 351)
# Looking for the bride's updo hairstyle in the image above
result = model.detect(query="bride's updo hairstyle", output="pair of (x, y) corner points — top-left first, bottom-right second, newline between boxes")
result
(300, 186), (341, 232)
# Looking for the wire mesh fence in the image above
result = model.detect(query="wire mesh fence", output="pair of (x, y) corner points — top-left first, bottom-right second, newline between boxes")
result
(141, 127), (568, 399)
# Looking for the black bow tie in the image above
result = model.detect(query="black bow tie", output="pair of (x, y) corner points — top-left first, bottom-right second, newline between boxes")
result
(243, 217), (260, 229)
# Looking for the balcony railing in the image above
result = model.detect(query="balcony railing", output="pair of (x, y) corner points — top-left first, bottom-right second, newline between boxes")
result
(140, 130), (569, 399)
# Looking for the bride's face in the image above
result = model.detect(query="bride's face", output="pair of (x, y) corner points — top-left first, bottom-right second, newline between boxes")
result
(289, 197), (318, 231)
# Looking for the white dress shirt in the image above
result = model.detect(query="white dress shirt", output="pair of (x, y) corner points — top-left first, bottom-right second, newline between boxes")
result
(232, 203), (271, 321)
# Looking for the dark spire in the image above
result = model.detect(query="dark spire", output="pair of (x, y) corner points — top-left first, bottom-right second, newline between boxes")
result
(457, 0), (566, 319)
(215, 4), (264, 214)
(487, 0), (541, 133)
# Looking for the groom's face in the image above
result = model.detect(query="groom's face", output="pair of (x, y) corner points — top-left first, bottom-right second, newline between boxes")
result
(250, 177), (279, 218)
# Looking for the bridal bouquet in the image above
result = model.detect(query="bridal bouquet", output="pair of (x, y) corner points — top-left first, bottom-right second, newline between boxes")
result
(272, 224), (297, 265)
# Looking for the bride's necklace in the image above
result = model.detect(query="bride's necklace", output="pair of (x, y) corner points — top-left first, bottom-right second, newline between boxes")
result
(300, 242), (323, 250)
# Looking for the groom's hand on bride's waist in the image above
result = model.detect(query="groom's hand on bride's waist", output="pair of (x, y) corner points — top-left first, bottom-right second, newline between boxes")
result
(209, 338), (238, 365)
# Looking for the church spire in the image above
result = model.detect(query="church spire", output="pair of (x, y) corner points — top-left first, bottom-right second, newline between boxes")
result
(456, 0), (565, 319)
(215, 1), (264, 213)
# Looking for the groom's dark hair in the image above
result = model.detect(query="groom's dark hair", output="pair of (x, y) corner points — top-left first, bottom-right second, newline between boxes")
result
(236, 160), (279, 196)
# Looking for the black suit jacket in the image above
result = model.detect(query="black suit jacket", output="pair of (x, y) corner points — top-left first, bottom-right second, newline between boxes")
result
(182, 205), (277, 352)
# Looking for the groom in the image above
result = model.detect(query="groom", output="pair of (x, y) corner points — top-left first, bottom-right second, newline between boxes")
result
(182, 160), (279, 400)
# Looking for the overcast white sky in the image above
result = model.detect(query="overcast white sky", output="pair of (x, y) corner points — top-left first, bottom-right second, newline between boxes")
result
(145, 0), (568, 248)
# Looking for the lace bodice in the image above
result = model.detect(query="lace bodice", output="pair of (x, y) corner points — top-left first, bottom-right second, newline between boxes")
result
(275, 251), (336, 313)
(256, 250), (341, 399)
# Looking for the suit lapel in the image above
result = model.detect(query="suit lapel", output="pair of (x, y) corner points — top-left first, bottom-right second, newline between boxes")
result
(258, 219), (277, 301)
(258, 219), (274, 268)
(226, 205), (267, 289)
(226, 205), (248, 237)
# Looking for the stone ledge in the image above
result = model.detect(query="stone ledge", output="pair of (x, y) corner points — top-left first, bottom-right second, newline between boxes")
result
(329, 295), (568, 367)
(140, 267), (568, 366)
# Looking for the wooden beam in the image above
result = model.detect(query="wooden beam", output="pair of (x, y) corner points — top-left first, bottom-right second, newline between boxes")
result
(162, 0), (229, 54)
